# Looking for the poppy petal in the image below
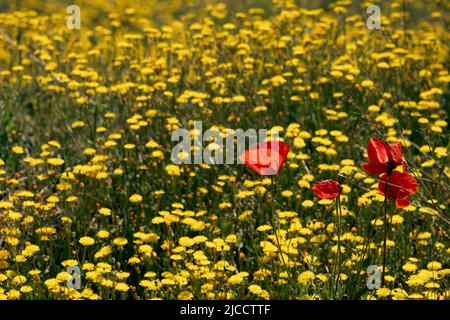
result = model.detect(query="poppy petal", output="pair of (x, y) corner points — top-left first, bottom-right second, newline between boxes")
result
(388, 141), (404, 165)
(378, 171), (417, 208)
(391, 171), (417, 194)
(367, 137), (390, 166)
(312, 180), (342, 199)
(239, 141), (290, 176)
(362, 162), (389, 175)
(396, 197), (411, 208)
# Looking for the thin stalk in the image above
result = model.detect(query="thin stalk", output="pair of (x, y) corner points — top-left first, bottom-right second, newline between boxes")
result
(381, 171), (392, 287)
(271, 177), (289, 274)
(334, 195), (342, 298)
(271, 174), (296, 296)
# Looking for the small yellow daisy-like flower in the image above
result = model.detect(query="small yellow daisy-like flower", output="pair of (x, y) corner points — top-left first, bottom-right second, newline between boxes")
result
(228, 272), (249, 285)
(129, 194), (143, 203)
(427, 261), (442, 270)
(165, 164), (181, 176)
(12, 146), (25, 154)
(256, 225), (272, 232)
(79, 236), (95, 246)
(7, 289), (21, 299)
(113, 237), (128, 246)
(83, 148), (96, 155)
(47, 158), (64, 166)
(71, 120), (85, 128)
(61, 259), (78, 267)
(128, 257), (141, 265)
(302, 200), (314, 208)
(14, 254), (26, 263)
(28, 269), (41, 277)
(12, 275), (27, 285)
(144, 272), (157, 278)
(96, 172), (109, 180)
(97, 230), (110, 238)
(139, 280), (158, 289)
(114, 283), (129, 292)
(98, 207), (112, 216)
(201, 283), (214, 293)
(20, 286), (33, 293)
(298, 271), (315, 284)
(47, 195), (59, 203)
(66, 196), (78, 202)
(116, 272), (130, 280)
(248, 284), (263, 295)
(315, 274), (328, 282)
(114, 168), (124, 175)
(402, 262), (417, 272)
(178, 291), (193, 300)
(408, 293), (424, 299)
(281, 190), (293, 198)
(376, 288), (391, 297)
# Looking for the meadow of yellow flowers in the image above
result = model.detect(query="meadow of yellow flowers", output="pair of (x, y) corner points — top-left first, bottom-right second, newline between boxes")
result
(0, 0), (449, 300)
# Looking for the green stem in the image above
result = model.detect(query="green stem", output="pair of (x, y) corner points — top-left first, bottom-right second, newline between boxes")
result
(81, 247), (87, 266)
(270, 174), (297, 295)
(334, 195), (342, 298)
(381, 172), (392, 288)
(271, 176), (288, 270)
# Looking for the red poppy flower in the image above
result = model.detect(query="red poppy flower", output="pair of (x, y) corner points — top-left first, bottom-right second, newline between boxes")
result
(378, 171), (417, 208)
(312, 180), (343, 199)
(239, 141), (290, 176)
(362, 137), (407, 175)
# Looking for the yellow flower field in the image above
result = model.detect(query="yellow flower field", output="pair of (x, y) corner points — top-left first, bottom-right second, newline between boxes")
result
(0, 0), (449, 300)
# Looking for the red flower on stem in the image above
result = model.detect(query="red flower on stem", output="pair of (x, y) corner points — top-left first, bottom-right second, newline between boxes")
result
(378, 171), (418, 208)
(362, 137), (407, 175)
(361, 137), (414, 287)
(312, 176), (345, 297)
(312, 180), (343, 199)
(239, 141), (290, 176)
